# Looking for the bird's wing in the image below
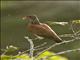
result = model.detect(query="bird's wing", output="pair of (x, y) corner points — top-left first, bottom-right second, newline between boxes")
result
(41, 23), (61, 38)
(41, 23), (62, 43)
(28, 23), (60, 38)
(27, 23), (50, 37)
(27, 23), (62, 42)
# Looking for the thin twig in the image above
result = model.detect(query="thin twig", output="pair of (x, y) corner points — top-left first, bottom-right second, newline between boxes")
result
(59, 34), (74, 37)
(24, 36), (34, 60)
(18, 42), (47, 55)
(47, 48), (80, 58)
(35, 37), (80, 58)
(56, 48), (80, 55)
(75, 30), (80, 34)
(70, 21), (75, 34)
(70, 21), (79, 37)
(1, 50), (8, 56)
(41, 48), (80, 60)
(35, 42), (47, 48)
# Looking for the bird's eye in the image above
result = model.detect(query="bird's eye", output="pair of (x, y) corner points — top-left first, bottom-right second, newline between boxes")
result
(28, 16), (32, 18)
(27, 16), (36, 20)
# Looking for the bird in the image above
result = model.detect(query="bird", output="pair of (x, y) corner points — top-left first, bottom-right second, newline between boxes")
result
(22, 15), (62, 43)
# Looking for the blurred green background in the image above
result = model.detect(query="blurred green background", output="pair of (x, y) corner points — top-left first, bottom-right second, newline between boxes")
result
(1, 1), (80, 60)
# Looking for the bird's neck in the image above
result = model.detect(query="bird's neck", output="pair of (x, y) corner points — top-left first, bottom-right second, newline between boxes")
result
(31, 17), (40, 24)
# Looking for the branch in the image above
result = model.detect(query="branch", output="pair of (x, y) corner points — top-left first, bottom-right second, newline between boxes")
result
(59, 34), (74, 37)
(24, 36), (34, 60)
(56, 48), (80, 55)
(40, 48), (80, 60)
(47, 48), (80, 58)
(70, 21), (80, 37)
(70, 21), (75, 34)
(18, 42), (47, 55)
(35, 37), (80, 58)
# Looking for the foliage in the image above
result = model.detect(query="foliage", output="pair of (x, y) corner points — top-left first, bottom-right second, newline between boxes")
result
(36, 51), (68, 60)
(72, 20), (80, 23)
(1, 20), (80, 60)
(1, 1), (80, 60)
(1, 47), (68, 60)
(1, 54), (30, 60)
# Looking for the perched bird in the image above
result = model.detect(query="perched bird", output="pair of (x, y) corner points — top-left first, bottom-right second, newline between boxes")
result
(22, 15), (62, 43)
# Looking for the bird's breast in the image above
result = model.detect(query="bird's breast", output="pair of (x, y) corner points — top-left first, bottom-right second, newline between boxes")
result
(27, 24), (45, 35)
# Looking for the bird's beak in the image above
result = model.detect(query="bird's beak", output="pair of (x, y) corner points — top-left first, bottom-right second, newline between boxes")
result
(22, 16), (31, 20)
(22, 16), (27, 20)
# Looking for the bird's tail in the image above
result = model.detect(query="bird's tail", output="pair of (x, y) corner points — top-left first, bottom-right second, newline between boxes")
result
(54, 38), (62, 43)
(52, 33), (63, 43)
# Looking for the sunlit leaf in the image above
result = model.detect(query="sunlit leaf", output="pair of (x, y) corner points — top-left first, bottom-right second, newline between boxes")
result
(36, 51), (68, 60)
(72, 20), (80, 23)
(1, 54), (31, 60)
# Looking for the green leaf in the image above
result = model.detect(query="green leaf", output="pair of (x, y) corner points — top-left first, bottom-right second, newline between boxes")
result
(36, 51), (68, 60)
(1, 54), (31, 60)
(15, 54), (31, 60)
